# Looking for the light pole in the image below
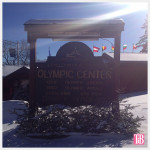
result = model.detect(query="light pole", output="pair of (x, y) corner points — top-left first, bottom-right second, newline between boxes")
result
(4, 40), (19, 65)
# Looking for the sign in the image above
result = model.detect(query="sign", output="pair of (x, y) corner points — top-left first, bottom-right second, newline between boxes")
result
(36, 42), (114, 107)
(134, 134), (145, 145)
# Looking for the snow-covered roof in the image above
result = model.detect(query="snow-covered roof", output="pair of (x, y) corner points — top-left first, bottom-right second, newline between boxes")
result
(24, 19), (124, 41)
(3, 65), (29, 77)
(24, 18), (124, 25)
(103, 53), (148, 62)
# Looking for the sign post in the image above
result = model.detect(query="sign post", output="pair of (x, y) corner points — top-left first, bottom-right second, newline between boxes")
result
(113, 33), (121, 115)
(24, 19), (124, 114)
(28, 35), (37, 114)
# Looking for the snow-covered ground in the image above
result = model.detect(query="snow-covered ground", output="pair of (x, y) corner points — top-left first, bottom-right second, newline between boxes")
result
(2, 91), (148, 148)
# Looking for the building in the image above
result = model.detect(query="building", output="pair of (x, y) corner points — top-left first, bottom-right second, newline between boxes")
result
(103, 53), (147, 93)
(3, 52), (147, 101)
(3, 65), (29, 100)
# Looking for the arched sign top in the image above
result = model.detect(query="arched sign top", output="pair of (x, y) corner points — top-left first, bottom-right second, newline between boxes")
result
(56, 41), (94, 58)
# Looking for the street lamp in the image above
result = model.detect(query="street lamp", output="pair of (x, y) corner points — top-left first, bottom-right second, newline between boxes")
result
(4, 40), (19, 65)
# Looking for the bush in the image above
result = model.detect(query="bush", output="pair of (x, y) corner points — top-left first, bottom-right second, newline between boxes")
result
(15, 101), (144, 137)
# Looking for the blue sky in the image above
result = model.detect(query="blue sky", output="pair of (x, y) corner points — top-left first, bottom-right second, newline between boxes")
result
(3, 2), (148, 61)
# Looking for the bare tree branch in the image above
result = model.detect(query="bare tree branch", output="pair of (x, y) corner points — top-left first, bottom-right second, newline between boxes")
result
(3, 40), (30, 65)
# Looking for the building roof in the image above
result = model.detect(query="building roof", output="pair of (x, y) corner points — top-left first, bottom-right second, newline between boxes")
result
(24, 18), (124, 25)
(24, 18), (125, 41)
(103, 53), (148, 62)
(3, 65), (29, 77)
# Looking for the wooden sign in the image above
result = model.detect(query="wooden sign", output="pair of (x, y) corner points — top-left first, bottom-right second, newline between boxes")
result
(36, 42), (114, 107)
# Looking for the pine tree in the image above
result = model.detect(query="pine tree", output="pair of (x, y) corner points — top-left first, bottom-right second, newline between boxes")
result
(136, 17), (148, 53)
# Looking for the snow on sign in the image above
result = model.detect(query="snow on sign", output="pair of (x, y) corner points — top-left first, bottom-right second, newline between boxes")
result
(36, 42), (114, 107)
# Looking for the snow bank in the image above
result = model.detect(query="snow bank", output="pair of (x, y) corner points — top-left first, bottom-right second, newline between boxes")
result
(3, 100), (28, 132)
(3, 92), (148, 148)
(3, 100), (28, 124)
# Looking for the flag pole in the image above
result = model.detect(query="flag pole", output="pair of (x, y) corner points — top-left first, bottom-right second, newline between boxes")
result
(93, 45), (94, 55)
(132, 44), (134, 53)
(102, 44), (103, 56)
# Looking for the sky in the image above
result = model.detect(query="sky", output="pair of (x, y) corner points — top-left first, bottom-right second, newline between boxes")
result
(2, 2), (148, 61)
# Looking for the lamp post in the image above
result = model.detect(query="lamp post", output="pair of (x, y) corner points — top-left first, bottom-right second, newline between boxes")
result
(4, 40), (19, 65)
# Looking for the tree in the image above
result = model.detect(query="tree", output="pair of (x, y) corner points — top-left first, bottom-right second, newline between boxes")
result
(136, 17), (148, 53)
(3, 40), (30, 65)
(18, 40), (30, 65)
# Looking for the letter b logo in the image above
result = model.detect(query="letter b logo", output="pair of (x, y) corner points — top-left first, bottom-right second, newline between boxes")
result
(134, 134), (144, 145)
